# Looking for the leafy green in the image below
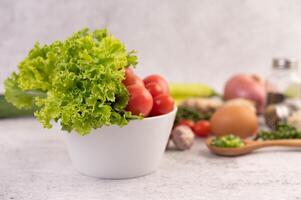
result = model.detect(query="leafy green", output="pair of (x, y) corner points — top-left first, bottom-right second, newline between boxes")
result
(256, 123), (301, 140)
(211, 134), (245, 148)
(4, 28), (138, 135)
(0, 94), (35, 118)
(174, 106), (211, 125)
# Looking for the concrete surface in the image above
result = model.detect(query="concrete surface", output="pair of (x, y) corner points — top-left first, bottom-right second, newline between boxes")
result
(1, 118), (301, 200)
(2, 0), (301, 92)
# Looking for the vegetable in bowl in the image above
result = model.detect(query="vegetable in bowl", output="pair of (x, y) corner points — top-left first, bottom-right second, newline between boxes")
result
(4, 28), (138, 135)
(4, 28), (177, 179)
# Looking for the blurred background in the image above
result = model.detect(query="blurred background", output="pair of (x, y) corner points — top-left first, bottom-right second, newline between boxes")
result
(1, 0), (301, 92)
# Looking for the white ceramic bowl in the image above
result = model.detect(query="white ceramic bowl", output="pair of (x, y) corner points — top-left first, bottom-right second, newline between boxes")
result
(64, 108), (177, 179)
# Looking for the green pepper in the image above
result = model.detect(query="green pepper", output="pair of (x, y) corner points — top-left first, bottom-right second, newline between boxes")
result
(211, 134), (245, 148)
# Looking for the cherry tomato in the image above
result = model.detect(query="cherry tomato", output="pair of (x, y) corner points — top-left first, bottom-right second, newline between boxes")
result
(150, 94), (175, 116)
(143, 75), (169, 95)
(130, 76), (144, 87)
(145, 82), (164, 98)
(192, 120), (211, 137)
(178, 119), (195, 129)
(123, 68), (144, 87)
(123, 68), (135, 85)
(125, 84), (153, 117)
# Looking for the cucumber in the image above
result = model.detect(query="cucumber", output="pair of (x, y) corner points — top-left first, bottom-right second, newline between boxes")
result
(169, 83), (216, 99)
(0, 94), (34, 118)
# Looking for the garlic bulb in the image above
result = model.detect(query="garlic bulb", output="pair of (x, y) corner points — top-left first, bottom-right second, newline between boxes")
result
(171, 125), (195, 150)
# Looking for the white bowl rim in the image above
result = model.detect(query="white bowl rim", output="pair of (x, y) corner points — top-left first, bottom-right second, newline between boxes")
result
(137, 106), (177, 121)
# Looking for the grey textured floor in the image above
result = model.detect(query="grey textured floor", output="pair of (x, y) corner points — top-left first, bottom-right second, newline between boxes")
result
(1, 118), (301, 200)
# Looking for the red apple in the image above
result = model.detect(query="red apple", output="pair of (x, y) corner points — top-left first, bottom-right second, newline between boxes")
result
(224, 74), (266, 113)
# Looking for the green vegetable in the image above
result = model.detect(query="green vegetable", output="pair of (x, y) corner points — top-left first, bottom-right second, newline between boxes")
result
(0, 94), (34, 118)
(284, 83), (300, 98)
(256, 123), (301, 140)
(169, 83), (215, 99)
(211, 134), (245, 148)
(174, 106), (211, 125)
(4, 28), (138, 135)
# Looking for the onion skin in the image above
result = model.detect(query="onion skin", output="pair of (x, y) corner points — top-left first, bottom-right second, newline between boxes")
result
(210, 105), (258, 139)
(224, 74), (266, 113)
(223, 98), (256, 114)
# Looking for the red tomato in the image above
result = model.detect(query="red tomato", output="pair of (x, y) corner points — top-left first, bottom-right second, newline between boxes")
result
(125, 84), (153, 117)
(150, 94), (175, 116)
(143, 75), (169, 95)
(145, 82), (164, 97)
(192, 120), (211, 137)
(123, 68), (144, 87)
(130, 76), (144, 87)
(179, 119), (195, 128)
(123, 68), (135, 85)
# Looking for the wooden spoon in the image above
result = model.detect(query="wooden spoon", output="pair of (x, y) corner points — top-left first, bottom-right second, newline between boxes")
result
(205, 137), (301, 156)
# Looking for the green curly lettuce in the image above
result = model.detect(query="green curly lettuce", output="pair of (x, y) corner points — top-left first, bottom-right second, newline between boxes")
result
(4, 28), (138, 135)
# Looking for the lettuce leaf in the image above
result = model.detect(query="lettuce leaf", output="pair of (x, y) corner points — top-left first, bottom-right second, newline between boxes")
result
(4, 28), (138, 135)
